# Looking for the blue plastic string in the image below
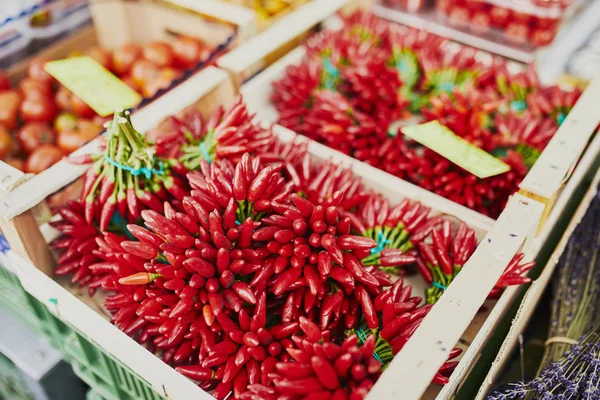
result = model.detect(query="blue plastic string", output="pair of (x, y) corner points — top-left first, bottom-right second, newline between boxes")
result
(200, 142), (212, 164)
(433, 282), (447, 290)
(104, 154), (164, 179)
(556, 112), (566, 126)
(510, 100), (528, 113)
(396, 58), (409, 75)
(370, 232), (391, 254)
(322, 58), (339, 91)
(357, 329), (384, 364)
(438, 82), (455, 93)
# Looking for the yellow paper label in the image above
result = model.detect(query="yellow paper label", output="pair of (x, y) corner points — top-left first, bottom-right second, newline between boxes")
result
(44, 56), (142, 117)
(402, 121), (510, 179)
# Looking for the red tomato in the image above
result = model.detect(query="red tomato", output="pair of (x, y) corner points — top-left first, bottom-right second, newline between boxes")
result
(130, 59), (161, 89)
(20, 96), (56, 123)
(55, 86), (72, 111)
(17, 122), (56, 154)
(142, 42), (174, 68)
(511, 11), (531, 24)
(57, 120), (102, 153)
(490, 6), (510, 27)
(120, 75), (139, 91)
(112, 44), (142, 76)
(448, 6), (471, 26)
(143, 68), (180, 97)
(4, 157), (24, 171)
(70, 95), (95, 118)
(531, 28), (555, 47)
(24, 145), (63, 173)
(0, 71), (11, 92)
(86, 47), (112, 70)
(0, 127), (12, 159)
(0, 90), (22, 129)
(18, 77), (53, 100)
(28, 59), (54, 85)
(172, 36), (204, 68)
(472, 12), (491, 33)
(506, 22), (530, 43)
(54, 112), (78, 132)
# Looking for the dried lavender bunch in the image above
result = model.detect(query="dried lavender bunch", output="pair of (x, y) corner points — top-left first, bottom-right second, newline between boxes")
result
(487, 189), (600, 400)
(488, 324), (600, 399)
(541, 191), (600, 369)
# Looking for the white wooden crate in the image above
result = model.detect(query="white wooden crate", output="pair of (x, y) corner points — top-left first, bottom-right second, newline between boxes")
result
(476, 134), (600, 399)
(217, 0), (354, 86)
(232, 33), (600, 398)
(0, 64), (546, 400)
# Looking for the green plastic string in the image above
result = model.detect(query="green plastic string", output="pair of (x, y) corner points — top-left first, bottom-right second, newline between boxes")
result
(370, 231), (391, 254)
(104, 154), (164, 179)
(357, 329), (384, 364)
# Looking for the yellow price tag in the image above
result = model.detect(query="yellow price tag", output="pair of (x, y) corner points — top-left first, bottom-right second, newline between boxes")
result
(44, 56), (142, 117)
(402, 121), (510, 179)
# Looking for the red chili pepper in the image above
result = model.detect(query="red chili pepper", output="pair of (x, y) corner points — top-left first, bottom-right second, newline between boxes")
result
(118, 272), (161, 285)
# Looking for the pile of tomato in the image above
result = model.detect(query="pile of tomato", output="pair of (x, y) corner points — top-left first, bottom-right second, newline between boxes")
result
(0, 36), (212, 175)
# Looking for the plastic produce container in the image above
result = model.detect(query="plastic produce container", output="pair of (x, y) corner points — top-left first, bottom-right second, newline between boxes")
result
(378, 0), (432, 13)
(434, 0), (588, 49)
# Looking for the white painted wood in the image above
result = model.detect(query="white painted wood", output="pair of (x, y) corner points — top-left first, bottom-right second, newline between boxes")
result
(9, 250), (213, 400)
(476, 133), (600, 399)
(0, 67), (229, 221)
(367, 193), (544, 400)
(217, 0), (350, 79)
(0, 162), (27, 193)
(519, 73), (600, 200)
(163, 0), (257, 39)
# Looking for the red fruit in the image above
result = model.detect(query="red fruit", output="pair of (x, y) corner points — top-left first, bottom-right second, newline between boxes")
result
(0, 71), (11, 92)
(0, 127), (13, 159)
(70, 95), (95, 118)
(489, 6), (510, 27)
(0, 90), (22, 129)
(86, 47), (112, 70)
(18, 77), (52, 100)
(130, 59), (161, 89)
(172, 36), (205, 68)
(531, 28), (555, 47)
(112, 43), (142, 75)
(5, 157), (24, 171)
(448, 6), (471, 26)
(20, 96), (56, 123)
(142, 42), (174, 68)
(17, 122), (56, 153)
(471, 11), (490, 33)
(57, 120), (102, 153)
(55, 86), (72, 111)
(28, 59), (54, 85)
(24, 145), (63, 173)
(506, 22), (530, 43)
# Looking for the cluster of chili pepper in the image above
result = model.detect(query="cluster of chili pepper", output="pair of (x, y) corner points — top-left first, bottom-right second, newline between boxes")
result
(49, 96), (537, 399)
(271, 11), (582, 218)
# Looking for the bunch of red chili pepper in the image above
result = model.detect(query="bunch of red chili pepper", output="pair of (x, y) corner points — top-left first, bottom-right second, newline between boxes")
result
(271, 11), (581, 218)
(49, 98), (536, 399)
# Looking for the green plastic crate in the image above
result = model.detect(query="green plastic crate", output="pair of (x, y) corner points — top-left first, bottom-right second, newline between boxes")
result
(1, 264), (166, 400)
(0, 266), (39, 333)
(0, 352), (34, 400)
(27, 295), (164, 400)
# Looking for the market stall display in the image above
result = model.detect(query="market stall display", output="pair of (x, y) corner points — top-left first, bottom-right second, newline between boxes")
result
(0, 3), (599, 400)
